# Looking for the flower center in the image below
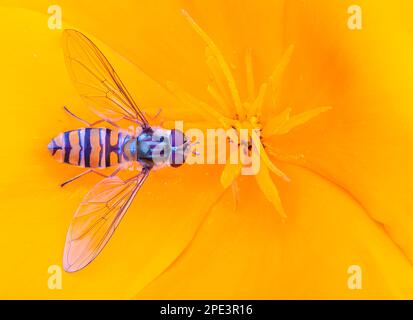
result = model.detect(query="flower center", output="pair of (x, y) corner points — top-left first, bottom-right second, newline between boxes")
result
(167, 10), (332, 217)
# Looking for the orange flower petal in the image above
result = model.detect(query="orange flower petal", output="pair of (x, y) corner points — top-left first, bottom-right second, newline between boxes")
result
(136, 165), (413, 299)
(271, 0), (413, 264)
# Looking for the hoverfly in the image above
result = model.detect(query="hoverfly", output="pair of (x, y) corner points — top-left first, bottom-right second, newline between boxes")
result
(48, 30), (190, 272)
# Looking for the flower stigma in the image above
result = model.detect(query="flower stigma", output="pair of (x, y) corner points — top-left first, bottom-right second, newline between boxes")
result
(165, 9), (332, 218)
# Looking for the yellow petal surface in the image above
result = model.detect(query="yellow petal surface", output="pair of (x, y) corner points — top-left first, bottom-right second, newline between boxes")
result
(269, 0), (413, 264)
(137, 164), (413, 299)
(2, 0), (413, 300)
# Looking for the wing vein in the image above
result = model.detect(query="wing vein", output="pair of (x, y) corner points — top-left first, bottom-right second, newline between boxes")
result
(63, 170), (150, 272)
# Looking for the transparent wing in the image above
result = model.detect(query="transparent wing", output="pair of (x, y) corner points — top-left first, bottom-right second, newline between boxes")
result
(63, 169), (150, 272)
(62, 29), (149, 126)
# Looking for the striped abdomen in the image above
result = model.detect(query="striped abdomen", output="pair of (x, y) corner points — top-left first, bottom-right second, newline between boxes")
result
(48, 128), (130, 168)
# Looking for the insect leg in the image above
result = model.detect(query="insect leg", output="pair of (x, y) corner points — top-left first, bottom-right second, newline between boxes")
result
(104, 119), (120, 129)
(125, 167), (149, 183)
(123, 116), (145, 127)
(64, 106), (120, 128)
(144, 108), (163, 120)
(61, 169), (92, 187)
(63, 106), (104, 126)
(142, 108), (164, 126)
(109, 167), (122, 177)
(61, 169), (113, 187)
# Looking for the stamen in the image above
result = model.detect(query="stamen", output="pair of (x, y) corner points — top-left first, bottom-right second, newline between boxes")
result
(265, 45), (295, 114)
(245, 48), (255, 101)
(220, 147), (242, 188)
(263, 106), (332, 137)
(253, 139), (290, 182)
(220, 162), (242, 189)
(265, 145), (306, 163)
(205, 48), (232, 108)
(269, 45), (295, 92)
(255, 164), (287, 218)
(182, 9), (244, 117)
(166, 81), (234, 128)
(248, 82), (268, 118)
(262, 107), (292, 137)
(276, 106), (332, 135)
(207, 84), (232, 117)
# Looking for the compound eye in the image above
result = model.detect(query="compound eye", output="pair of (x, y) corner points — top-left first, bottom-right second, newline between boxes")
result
(170, 129), (185, 147)
(169, 129), (186, 167)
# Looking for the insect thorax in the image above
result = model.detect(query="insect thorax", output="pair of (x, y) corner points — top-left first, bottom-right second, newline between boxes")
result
(133, 127), (172, 168)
